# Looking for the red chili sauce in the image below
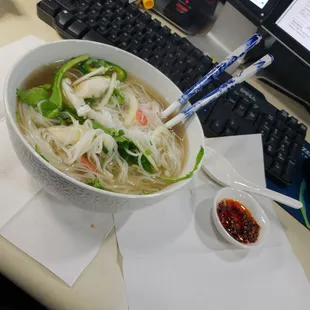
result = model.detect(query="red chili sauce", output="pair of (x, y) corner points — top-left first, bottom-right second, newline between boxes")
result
(217, 199), (261, 244)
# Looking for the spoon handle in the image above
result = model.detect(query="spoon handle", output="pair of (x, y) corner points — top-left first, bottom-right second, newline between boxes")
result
(235, 182), (302, 209)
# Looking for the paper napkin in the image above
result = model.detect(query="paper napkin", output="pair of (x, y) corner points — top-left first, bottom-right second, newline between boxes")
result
(115, 134), (310, 310)
(0, 36), (114, 286)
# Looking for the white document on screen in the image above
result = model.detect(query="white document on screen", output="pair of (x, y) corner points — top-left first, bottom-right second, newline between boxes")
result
(277, 0), (310, 52)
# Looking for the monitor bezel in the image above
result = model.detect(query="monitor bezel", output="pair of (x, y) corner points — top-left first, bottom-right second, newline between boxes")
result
(229, 0), (280, 24)
(262, 0), (310, 67)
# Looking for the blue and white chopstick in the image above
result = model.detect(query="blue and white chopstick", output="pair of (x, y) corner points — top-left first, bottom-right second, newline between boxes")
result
(161, 33), (262, 119)
(164, 54), (274, 128)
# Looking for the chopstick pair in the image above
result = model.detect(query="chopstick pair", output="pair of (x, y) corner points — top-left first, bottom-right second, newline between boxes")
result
(162, 34), (273, 128)
(164, 53), (274, 128)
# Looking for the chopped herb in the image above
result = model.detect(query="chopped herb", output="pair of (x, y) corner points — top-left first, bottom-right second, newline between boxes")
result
(141, 155), (153, 173)
(61, 104), (85, 124)
(144, 149), (152, 156)
(34, 144), (49, 162)
(85, 97), (97, 105)
(86, 178), (104, 190)
(16, 111), (20, 124)
(113, 88), (125, 104)
(162, 146), (204, 183)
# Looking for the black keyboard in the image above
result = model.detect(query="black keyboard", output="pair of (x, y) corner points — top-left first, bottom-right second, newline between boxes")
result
(37, 0), (308, 186)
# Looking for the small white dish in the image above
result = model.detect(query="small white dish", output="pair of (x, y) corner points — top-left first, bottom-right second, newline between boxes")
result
(212, 187), (270, 249)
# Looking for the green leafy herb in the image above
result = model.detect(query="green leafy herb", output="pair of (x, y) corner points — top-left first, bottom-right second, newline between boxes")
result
(49, 54), (89, 109)
(16, 55), (89, 119)
(141, 155), (153, 173)
(61, 104), (85, 124)
(86, 178), (104, 190)
(113, 88), (125, 104)
(16, 87), (50, 107)
(80, 58), (106, 74)
(34, 144), (49, 162)
(79, 58), (127, 81)
(85, 97), (97, 105)
(91, 120), (153, 173)
(105, 61), (127, 81)
(144, 149), (152, 156)
(162, 146), (204, 183)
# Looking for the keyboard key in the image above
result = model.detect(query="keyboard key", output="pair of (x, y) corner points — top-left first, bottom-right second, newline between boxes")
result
(149, 54), (162, 68)
(176, 51), (186, 61)
(127, 3), (140, 15)
(259, 129), (269, 143)
(180, 39), (194, 55)
(55, 10), (74, 29)
(159, 26), (171, 37)
(82, 29), (112, 44)
(278, 142), (289, 155)
(210, 119), (225, 134)
(197, 107), (211, 124)
(234, 103), (248, 117)
(140, 11), (152, 24)
(265, 114), (275, 123)
(289, 143), (301, 160)
(222, 127), (235, 136)
(275, 152), (286, 164)
(260, 120), (271, 132)
(55, 0), (76, 11)
(277, 109), (289, 121)
(265, 144), (276, 157)
(191, 48), (204, 61)
(275, 120), (286, 131)
(268, 136), (279, 148)
(287, 116), (298, 128)
(87, 17), (99, 27)
(170, 33), (182, 45)
(282, 135), (291, 146)
(295, 134), (304, 145)
(270, 161), (283, 176)
(282, 160), (296, 183)
(227, 92), (239, 106)
(93, 1), (105, 11)
(149, 19), (161, 31)
(201, 56), (213, 70)
(40, 0), (61, 17)
(75, 10), (88, 20)
(284, 127), (296, 139)
(244, 110), (258, 122)
(298, 123), (307, 136)
(139, 48), (152, 62)
(67, 20), (88, 38)
(271, 128), (282, 140)
(227, 119), (239, 132)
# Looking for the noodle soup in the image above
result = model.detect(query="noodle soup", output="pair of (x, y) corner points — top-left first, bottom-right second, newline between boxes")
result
(16, 55), (194, 195)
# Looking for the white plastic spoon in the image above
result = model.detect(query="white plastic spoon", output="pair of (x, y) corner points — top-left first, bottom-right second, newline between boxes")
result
(202, 146), (302, 209)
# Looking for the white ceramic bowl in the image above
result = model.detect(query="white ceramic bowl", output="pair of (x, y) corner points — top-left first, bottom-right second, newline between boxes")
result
(4, 40), (204, 213)
(212, 187), (270, 249)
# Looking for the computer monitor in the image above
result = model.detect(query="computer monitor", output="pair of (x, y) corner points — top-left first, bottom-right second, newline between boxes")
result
(229, 0), (281, 24)
(262, 0), (310, 67)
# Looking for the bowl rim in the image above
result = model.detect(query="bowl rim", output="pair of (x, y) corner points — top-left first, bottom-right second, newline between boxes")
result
(212, 187), (270, 249)
(4, 39), (205, 199)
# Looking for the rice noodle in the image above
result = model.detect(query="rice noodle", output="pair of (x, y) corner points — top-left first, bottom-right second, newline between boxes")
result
(17, 66), (187, 195)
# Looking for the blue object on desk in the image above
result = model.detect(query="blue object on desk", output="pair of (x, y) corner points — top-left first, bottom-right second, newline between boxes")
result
(267, 141), (310, 230)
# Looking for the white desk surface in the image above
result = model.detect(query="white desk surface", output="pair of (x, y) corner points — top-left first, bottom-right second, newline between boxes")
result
(0, 1), (309, 309)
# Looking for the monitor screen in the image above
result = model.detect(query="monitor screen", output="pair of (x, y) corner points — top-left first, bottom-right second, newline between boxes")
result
(249, 0), (269, 9)
(276, 0), (310, 52)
